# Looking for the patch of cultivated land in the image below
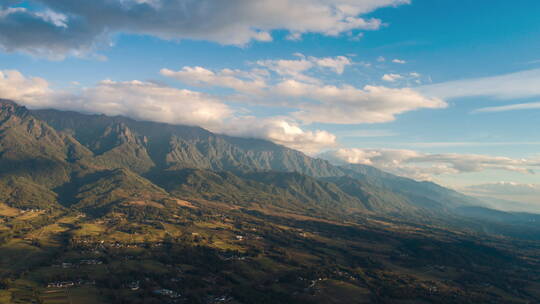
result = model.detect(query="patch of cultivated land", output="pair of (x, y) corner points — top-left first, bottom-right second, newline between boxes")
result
(0, 200), (537, 304)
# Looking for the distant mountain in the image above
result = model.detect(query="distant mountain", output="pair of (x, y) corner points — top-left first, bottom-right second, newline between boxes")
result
(472, 195), (540, 214)
(32, 108), (343, 177)
(337, 163), (484, 211)
(2, 99), (539, 237)
(462, 182), (540, 213)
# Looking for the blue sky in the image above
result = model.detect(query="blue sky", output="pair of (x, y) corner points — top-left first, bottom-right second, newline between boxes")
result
(0, 0), (539, 200)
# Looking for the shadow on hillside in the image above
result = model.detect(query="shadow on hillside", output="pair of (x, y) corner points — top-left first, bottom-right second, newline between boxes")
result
(0, 158), (67, 184)
(53, 170), (115, 207)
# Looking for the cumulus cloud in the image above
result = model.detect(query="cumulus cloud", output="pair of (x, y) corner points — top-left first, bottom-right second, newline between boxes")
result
(254, 55), (353, 82)
(256, 58), (317, 83)
(0, 0), (409, 57)
(279, 82), (446, 124)
(0, 70), (51, 103)
(1, 75), (234, 129)
(419, 68), (540, 100)
(76, 80), (233, 128)
(312, 56), (352, 74)
(222, 117), (337, 154)
(163, 59), (446, 125)
(0, 69), (336, 153)
(160, 66), (268, 94)
(320, 148), (539, 180)
(391, 59), (406, 64)
(381, 73), (402, 82)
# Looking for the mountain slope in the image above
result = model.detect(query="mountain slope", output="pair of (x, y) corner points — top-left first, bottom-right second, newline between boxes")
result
(0, 176), (60, 209)
(69, 168), (170, 215)
(1, 100), (534, 229)
(150, 169), (369, 214)
(0, 100), (93, 188)
(32, 108), (343, 176)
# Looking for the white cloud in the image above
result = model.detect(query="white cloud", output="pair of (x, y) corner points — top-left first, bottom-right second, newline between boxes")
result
(163, 59), (446, 125)
(222, 117), (337, 154)
(160, 66), (267, 94)
(0, 70), (51, 103)
(0, 69), (231, 131)
(0, 69), (336, 154)
(6, 78), (234, 129)
(399, 141), (540, 148)
(392, 58), (406, 64)
(280, 82), (446, 124)
(77, 80), (233, 128)
(419, 68), (540, 100)
(320, 148), (539, 180)
(256, 57), (318, 83)
(312, 56), (352, 74)
(0, 7), (26, 19)
(462, 182), (540, 211)
(0, 0), (409, 57)
(473, 101), (540, 113)
(34, 9), (68, 28)
(466, 182), (540, 196)
(382, 73), (403, 82)
(0, 7), (67, 28)
(254, 55), (353, 82)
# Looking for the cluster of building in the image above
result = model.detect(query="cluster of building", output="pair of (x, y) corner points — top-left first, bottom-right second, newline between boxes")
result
(152, 288), (181, 299)
(207, 295), (234, 303)
(46, 279), (96, 288)
(47, 281), (74, 288)
(53, 259), (103, 269)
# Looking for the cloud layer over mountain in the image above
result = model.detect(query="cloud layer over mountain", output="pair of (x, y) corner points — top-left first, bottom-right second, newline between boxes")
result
(0, 69), (337, 154)
(320, 148), (539, 180)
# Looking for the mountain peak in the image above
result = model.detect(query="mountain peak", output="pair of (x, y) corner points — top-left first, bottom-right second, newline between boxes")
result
(0, 99), (17, 105)
(0, 99), (29, 120)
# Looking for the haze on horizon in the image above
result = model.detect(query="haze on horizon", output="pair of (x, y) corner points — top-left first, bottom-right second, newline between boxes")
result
(0, 0), (539, 211)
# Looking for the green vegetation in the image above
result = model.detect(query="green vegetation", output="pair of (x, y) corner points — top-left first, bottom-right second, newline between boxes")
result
(0, 100), (538, 303)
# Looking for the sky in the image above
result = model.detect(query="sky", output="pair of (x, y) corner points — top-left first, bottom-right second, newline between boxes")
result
(0, 0), (539, 206)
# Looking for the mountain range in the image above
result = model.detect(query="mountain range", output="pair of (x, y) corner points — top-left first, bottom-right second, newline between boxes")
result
(2, 99), (539, 230)
(0, 100), (472, 212)
(1, 99), (540, 303)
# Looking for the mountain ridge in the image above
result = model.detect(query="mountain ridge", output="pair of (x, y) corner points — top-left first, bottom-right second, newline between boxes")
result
(1, 99), (537, 234)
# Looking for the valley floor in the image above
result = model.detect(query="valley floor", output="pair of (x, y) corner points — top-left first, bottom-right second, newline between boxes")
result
(0, 200), (538, 304)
